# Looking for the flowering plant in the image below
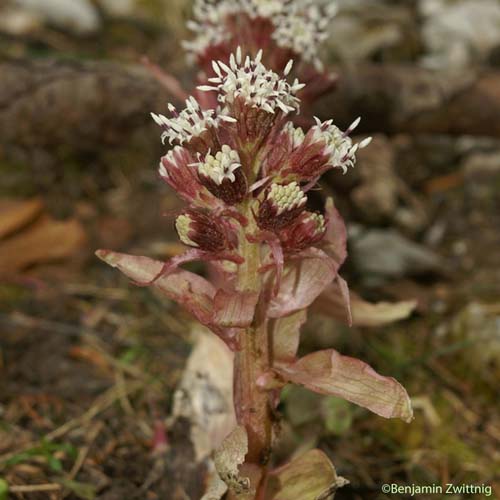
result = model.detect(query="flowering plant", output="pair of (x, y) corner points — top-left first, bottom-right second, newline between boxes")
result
(97, 45), (412, 499)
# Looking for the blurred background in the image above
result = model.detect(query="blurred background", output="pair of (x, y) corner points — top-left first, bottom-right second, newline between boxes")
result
(0, 0), (499, 499)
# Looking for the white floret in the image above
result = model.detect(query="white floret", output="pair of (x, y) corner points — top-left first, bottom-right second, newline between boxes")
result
(305, 212), (325, 235)
(272, 1), (337, 70)
(311, 116), (372, 173)
(151, 97), (233, 145)
(240, 0), (285, 18)
(283, 121), (305, 149)
(182, 0), (237, 56)
(191, 145), (242, 185)
(158, 146), (185, 177)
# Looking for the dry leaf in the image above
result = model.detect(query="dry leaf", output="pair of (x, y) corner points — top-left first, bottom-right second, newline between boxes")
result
(213, 426), (253, 498)
(314, 284), (416, 327)
(0, 197), (43, 239)
(172, 330), (236, 461)
(267, 449), (348, 500)
(68, 346), (113, 373)
(351, 295), (417, 327)
(201, 468), (228, 500)
(0, 216), (86, 276)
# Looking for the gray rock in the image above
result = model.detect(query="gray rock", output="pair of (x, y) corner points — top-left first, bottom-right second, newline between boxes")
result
(13, 0), (101, 34)
(349, 225), (447, 282)
(351, 135), (429, 234)
(420, 0), (500, 69)
(324, 0), (419, 62)
(462, 151), (500, 208)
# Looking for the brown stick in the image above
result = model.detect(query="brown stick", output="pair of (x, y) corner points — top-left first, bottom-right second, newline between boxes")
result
(10, 484), (61, 493)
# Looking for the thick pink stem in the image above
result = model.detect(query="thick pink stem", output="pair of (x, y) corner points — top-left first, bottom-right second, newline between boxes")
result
(233, 199), (274, 484)
(233, 304), (272, 464)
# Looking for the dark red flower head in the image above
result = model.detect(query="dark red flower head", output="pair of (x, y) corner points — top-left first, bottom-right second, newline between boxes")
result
(280, 211), (326, 252)
(175, 209), (231, 252)
(190, 145), (248, 205)
(256, 182), (307, 231)
(159, 147), (219, 208)
(151, 97), (236, 157)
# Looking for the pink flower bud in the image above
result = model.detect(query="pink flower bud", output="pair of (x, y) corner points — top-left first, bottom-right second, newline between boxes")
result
(284, 118), (372, 180)
(175, 210), (231, 252)
(159, 146), (219, 208)
(280, 211), (326, 252)
(152, 97), (234, 157)
(257, 182), (307, 230)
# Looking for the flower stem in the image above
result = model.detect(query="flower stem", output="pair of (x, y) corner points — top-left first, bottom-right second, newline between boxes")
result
(234, 200), (273, 469)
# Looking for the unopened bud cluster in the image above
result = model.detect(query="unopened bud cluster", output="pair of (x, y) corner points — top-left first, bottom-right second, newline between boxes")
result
(153, 49), (370, 259)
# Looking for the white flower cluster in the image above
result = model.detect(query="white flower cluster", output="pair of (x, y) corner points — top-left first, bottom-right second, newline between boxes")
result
(198, 49), (304, 114)
(151, 97), (235, 145)
(191, 145), (242, 185)
(183, 0), (337, 69)
(272, 1), (337, 70)
(239, 0), (284, 18)
(268, 182), (307, 214)
(311, 117), (372, 174)
(182, 0), (237, 56)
